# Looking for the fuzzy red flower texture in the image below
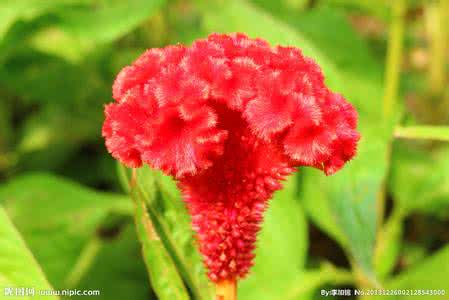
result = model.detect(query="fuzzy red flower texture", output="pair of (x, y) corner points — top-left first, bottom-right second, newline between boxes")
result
(103, 33), (360, 282)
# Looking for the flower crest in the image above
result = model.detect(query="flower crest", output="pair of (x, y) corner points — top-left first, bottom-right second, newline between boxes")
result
(103, 33), (360, 282)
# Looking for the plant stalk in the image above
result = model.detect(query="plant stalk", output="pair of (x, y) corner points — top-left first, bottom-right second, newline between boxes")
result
(383, 0), (406, 119)
(64, 236), (102, 289)
(394, 125), (449, 141)
(377, 0), (406, 259)
(426, 0), (448, 97)
(215, 279), (237, 300)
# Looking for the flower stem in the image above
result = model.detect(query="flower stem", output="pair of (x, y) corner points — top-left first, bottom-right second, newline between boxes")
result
(64, 236), (102, 289)
(426, 0), (448, 97)
(378, 0), (406, 255)
(383, 0), (406, 119)
(215, 279), (237, 300)
(394, 125), (449, 141)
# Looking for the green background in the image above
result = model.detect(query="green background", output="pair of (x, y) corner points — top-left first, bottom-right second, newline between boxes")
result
(0, 0), (448, 299)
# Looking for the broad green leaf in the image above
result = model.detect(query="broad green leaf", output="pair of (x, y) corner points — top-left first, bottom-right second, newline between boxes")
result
(394, 126), (449, 142)
(322, 0), (390, 19)
(294, 8), (395, 281)
(196, 0), (343, 91)
(129, 169), (190, 300)
(0, 50), (110, 172)
(239, 175), (310, 300)
(0, 49), (109, 105)
(390, 144), (449, 216)
(323, 0), (425, 20)
(28, 27), (91, 63)
(55, 0), (166, 45)
(0, 0), (89, 40)
(0, 206), (58, 300)
(0, 173), (133, 288)
(399, 242), (428, 269)
(385, 246), (449, 300)
(0, 0), (164, 61)
(0, 1), (91, 63)
(304, 163), (381, 278)
(152, 170), (214, 300)
(374, 210), (403, 279)
(18, 105), (99, 153)
(251, 0), (309, 15)
(76, 225), (151, 300)
(119, 164), (213, 300)
(283, 262), (354, 300)
(0, 97), (12, 153)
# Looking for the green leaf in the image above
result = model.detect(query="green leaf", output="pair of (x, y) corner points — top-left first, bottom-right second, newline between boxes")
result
(0, 0), (89, 41)
(295, 8), (395, 282)
(0, 97), (12, 152)
(129, 169), (190, 300)
(17, 105), (99, 153)
(0, 1), (92, 63)
(76, 225), (151, 300)
(399, 242), (428, 269)
(0, 49), (108, 105)
(285, 265), (354, 300)
(195, 0), (343, 91)
(0, 173), (133, 288)
(250, 0), (309, 15)
(150, 169), (214, 300)
(55, 0), (166, 45)
(0, 205), (58, 300)
(322, 0), (391, 19)
(374, 210), (403, 279)
(385, 246), (449, 300)
(390, 144), (449, 216)
(0, 50), (110, 172)
(239, 175), (310, 300)
(394, 125), (449, 142)
(0, 0), (165, 60)
(303, 162), (384, 280)
(28, 27), (92, 63)
(120, 164), (213, 300)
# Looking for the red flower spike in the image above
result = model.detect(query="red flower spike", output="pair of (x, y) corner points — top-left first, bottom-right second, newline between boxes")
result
(102, 33), (360, 282)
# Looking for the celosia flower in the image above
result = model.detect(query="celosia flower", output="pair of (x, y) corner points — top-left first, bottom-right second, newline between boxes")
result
(103, 33), (359, 283)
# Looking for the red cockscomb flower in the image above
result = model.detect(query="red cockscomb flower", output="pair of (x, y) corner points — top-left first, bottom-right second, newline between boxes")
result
(103, 33), (359, 289)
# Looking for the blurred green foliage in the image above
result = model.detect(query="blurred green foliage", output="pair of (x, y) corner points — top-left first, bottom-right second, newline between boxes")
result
(0, 0), (448, 299)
